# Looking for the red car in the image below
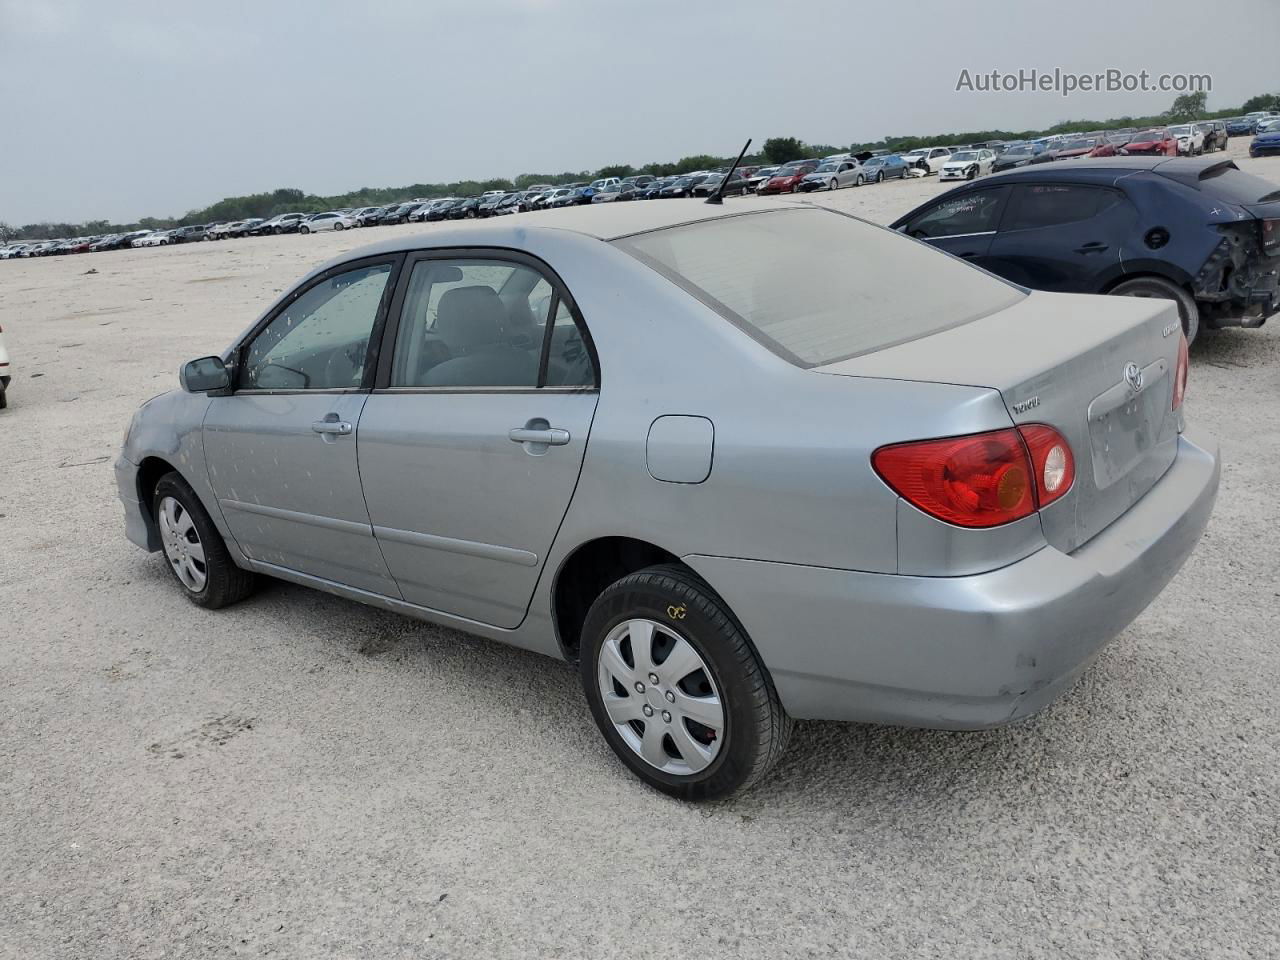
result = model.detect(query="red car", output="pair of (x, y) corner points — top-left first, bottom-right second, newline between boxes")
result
(1118, 128), (1178, 157)
(757, 161), (818, 195)
(1055, 136), (1103, 160)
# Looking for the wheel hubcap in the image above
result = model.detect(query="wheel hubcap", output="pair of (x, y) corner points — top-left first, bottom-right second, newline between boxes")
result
(158, 496), (207, 592)
(597, 618), (724, 775)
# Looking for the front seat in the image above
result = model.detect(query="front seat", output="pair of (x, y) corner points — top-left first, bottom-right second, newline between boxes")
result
(422, 286), (538, 387)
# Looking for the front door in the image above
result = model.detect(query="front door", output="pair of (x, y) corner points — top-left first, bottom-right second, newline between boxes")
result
(203, 258), (403, 596)
(899, 186), (1010, 268)
(357, 254), (599, 628)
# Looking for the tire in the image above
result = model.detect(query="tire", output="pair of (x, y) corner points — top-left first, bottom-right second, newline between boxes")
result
(152, 472), (256, 609)
(299, 226), (310, 234)
(334, 222), (344, 230)
(966, 166), (977, 180)
(829, 178), (839, 191)
(580, 564), (792, 800)
(739, 186), (748, 196)
(855, 174), (864, 186)
(274, 226), (283, 235)
(1109, 276), (1200, 345)
(0, 385), (7, 410)
(876, 171), (884, 183)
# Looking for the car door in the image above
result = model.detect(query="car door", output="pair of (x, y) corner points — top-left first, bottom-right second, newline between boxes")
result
(984, 183), (1134, 292)
(357, 252), (599, 629)
(202, 256), (404, 596)
(897, 186), (1010, 265)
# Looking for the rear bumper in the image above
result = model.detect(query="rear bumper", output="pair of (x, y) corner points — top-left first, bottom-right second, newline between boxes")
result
(686, 429), (1220, 729)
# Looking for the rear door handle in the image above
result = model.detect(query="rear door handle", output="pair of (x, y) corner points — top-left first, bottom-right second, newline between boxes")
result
(1075, 242), (1109, 254)
(509, 427), (570, 446)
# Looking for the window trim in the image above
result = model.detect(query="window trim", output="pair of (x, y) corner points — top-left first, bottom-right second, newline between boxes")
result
(903, 185), (1010, 240)
(230, 253), (405, 395)
(373, 246), (600, 394)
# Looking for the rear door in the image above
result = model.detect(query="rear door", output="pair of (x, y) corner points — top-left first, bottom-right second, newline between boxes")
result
(202, 257), (403, 595)
(985, 183), (1135, 292)
(356, 251), (599, 628)
(898, 186), (1010, 266)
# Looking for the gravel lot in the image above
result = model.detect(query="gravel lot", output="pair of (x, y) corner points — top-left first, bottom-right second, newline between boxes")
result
(2, 143), (1278, 959)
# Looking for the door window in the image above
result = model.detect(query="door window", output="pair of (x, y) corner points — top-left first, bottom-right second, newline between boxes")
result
(903, 189), (1007, 238)
(390, 259), (593, 389)
(240, 262), (392, 391)
(1004, 184), (1119, 231)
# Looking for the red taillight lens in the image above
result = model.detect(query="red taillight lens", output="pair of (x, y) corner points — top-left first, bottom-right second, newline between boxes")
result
(1017, 424), (1075, 507)
(1172, 331), (1189, 411)
(873, 425), (1075, 528)
(872, 429), (1035, 528)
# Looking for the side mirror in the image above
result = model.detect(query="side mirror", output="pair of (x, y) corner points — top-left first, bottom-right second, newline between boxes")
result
(180, 355), (231, 394)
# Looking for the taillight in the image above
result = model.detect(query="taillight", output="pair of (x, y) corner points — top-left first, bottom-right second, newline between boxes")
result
(872, 425), (1075, 528)
(1172, 330), (1189, 411)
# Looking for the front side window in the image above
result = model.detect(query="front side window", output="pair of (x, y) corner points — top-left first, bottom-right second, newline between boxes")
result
(241, 263), (393, 390)
(390, 259), (594, 389)
(903, 188), (1007, 238)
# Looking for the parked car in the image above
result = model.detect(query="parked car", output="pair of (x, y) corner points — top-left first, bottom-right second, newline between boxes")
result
(1120, 129), (1178, 157)
(548, 188), (593, 208)
(744, 166), (779, 192)
(901, 146), (952, 174)
(756, 161), (819, 195)
(938, 149), (997, 181)
(622, 175), (657, 188)
(425, 199), (461, 221)
(1249, 119), (1280, 157)
(798, 158), (866, 191)
(590, 177), (622, 191)
(377, 203), (421, 226)
(1225, 116), (1256, 137)
(1054, 137), (1105, 161)
(859, 154), (910, 182)
(0, 320), (10, 409)
(298, 212), (356, 233)
(657, 175), (705, 198)
(993, 142), (1054, 170)
(891, 156), (1280, 344)
(1199, 121), (1228, 153)
(447, 197), (484, 219)
(118, 199), (1218, 799)
(592, 182), (642, 202)
(252, 213), (309, 236)
(225, 219), (264, 239)
(132, 231), (172, 247)
(1168, 124), (1206, 156)
(492, 193), (525, 215)
(477, 194), (508, 217)
(691, 172), (752, 197)
(171, 225), (207, 243)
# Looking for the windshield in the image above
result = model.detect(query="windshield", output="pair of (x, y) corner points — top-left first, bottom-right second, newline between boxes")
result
(615, 208), (1023, 367)
(776, 164), (805, 176)
(1132, 130), (1164, 141)
(1062, 139), (1095, 150)
(948, 152), (978, 162)
(815, 162), (838, 172)
(1259, 120), (1280, 133)
(1005, 145), (1034, 155)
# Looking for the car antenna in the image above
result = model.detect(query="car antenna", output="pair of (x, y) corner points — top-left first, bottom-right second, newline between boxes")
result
(705, 139), (752, 205)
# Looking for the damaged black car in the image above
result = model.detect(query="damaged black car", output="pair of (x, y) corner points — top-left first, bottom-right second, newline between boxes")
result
(891, 156), (1279, 344)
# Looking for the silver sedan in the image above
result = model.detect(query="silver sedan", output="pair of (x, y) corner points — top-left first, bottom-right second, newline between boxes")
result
(117, 201), (1219, 799)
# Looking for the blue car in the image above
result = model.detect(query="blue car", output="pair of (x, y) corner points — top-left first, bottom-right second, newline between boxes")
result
(1226, 117), (1258, 137)
(860, 154), (909, 182)
(1249, 119), (1280, 157)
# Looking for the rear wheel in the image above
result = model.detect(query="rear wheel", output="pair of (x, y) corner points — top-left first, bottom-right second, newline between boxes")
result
(1109, 276), (1200, 345)
(153, 473), (256, 609)
(334, 222), (344, 230)
(299, 225), (310, 234)
(580, 564), (792, 800)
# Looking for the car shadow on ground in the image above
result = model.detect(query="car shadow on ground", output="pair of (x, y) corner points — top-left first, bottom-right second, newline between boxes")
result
(223, 575), (1088, 816)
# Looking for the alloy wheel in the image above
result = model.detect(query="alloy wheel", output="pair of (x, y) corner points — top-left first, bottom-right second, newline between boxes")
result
(158, 495), (207, 592)
(596, 618), (725, 775)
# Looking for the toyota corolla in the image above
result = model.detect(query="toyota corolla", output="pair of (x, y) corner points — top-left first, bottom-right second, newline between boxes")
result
(117, 201), (1219, 799)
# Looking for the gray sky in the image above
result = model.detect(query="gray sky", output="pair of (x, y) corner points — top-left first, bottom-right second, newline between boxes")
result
(2, 0), (1277, 225)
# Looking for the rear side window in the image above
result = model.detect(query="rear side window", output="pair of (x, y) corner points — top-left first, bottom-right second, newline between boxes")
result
(1004, 184), (1120, 231)
(615, 208), (1024, 367)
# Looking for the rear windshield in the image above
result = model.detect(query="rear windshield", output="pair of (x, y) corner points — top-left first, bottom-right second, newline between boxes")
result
(1194, 166), (1280, 205)
(614, 208), (1024, 366)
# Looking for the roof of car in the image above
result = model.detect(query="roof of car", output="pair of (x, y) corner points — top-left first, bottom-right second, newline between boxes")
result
(982, 155), (1238, 186)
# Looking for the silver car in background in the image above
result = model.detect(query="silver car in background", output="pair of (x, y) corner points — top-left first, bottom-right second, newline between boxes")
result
(117, 202), (1218, 799)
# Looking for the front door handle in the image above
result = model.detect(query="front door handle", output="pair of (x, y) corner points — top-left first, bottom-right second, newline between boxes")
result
(312, 413), (352, 436)
(509, 426), (570, 446)
(1075, 242), (1109, 254)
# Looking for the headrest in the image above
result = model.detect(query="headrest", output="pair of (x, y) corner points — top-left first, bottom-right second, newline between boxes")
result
(436, 286), (505, 350)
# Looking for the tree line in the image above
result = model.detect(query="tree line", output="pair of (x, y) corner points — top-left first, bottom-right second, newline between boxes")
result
(3, 91), (1277, 243)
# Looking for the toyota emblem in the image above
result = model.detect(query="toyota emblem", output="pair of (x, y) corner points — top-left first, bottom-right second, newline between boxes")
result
(1123, 362), (1143, 393)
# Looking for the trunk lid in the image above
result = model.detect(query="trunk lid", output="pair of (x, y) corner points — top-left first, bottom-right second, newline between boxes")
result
(817, 291), (1183, 553)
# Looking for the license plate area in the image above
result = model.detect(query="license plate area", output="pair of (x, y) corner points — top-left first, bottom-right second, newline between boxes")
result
(1087, 359), (1168, 489)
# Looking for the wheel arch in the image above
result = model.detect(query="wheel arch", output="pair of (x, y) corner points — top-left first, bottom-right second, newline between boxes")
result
(551, 536), (692, 661)
(1100, 264), (1194, 296)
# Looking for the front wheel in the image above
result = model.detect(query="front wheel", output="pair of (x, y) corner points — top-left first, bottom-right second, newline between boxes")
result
(580, 564), (792, 800)
(153, 473), (256, 609)
(1109, 276), (1200, 345)
(876, 171), (884, 183)
(829, 178), (839, 191)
